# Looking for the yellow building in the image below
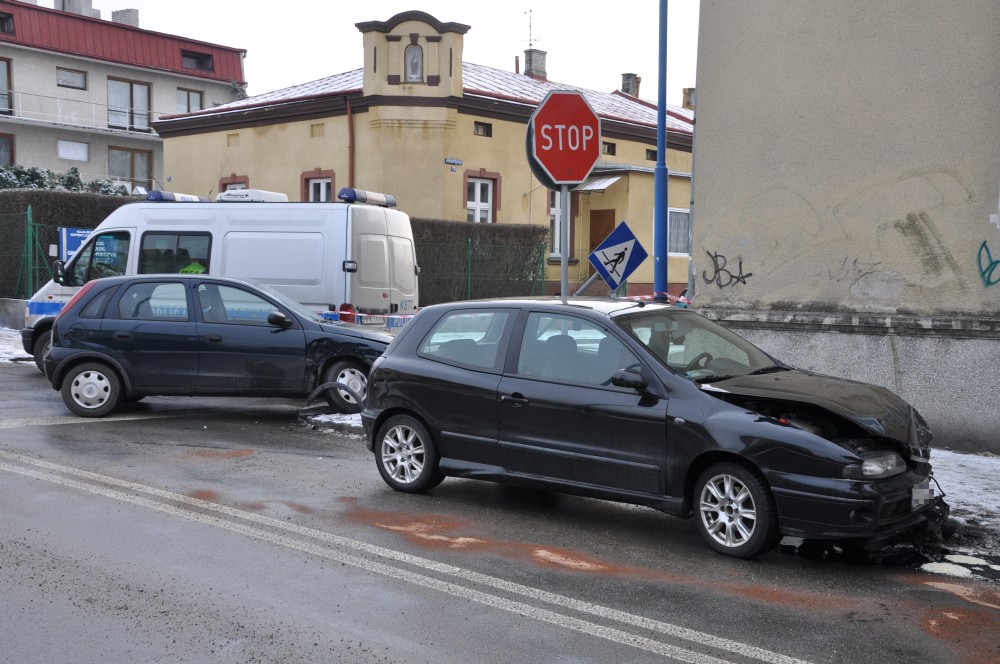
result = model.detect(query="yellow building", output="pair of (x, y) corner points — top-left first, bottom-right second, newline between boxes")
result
(153, 11), (694, 297)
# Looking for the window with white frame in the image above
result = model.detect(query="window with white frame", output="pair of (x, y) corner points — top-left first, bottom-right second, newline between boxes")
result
(668, 208), (692, 254)
(0, 58), (11, 114)
(57, 140), (89, 161)
(548, 189), (563, 255)
(308, 178), (332, 202)
(466, 178), (493, 223)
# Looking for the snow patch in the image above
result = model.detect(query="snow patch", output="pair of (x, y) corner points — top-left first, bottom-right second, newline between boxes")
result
(921, 562), (974, 577)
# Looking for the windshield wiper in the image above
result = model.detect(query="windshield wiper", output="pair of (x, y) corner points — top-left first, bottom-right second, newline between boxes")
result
(747, 365), (789, 375)
(695, 375), (738, 384)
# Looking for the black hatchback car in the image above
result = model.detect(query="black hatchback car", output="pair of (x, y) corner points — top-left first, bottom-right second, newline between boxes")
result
(362, 297), (949, 558)
(45, 274), (392, 417)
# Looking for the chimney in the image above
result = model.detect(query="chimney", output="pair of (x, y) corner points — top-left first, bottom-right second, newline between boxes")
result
(683, 87), (697, 111)
(515, 55), (520, 75)
(55, 0), (100, 19)
(524, 48), (547, 81)
(112, 8), (140, 27)
(621, 73), (641, 98)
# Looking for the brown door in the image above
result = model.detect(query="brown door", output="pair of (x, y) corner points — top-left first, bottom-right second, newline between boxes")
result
(588, 210), (616, 274)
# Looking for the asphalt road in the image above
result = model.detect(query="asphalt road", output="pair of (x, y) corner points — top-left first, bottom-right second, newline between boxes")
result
(1, 358), (998, 664)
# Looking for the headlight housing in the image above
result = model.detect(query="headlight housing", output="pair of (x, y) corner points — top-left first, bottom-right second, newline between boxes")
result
(843, 451), (907, 479)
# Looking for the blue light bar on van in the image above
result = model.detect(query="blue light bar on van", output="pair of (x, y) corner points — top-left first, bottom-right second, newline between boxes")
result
(337, 188), (397, 207)
(146, 191), (211, 202)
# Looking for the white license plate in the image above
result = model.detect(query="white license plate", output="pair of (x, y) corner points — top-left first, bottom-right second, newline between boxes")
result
(912, 479), (935, 510)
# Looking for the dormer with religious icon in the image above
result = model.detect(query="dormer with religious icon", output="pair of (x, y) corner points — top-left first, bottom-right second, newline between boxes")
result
(356, 11), (470, 98)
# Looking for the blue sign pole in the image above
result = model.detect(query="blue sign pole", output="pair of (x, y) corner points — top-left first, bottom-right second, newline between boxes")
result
(653, 0), (670, 301)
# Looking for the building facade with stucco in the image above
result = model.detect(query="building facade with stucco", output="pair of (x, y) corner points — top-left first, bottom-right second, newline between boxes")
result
(153, 11), (695, 297)
(692, 0), (1000, 452)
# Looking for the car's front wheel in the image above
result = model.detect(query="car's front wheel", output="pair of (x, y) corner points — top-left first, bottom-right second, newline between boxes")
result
(374, 415), (444, 493)
(61, 362), (122, 417)
(322, 359), (367, 414)
(693, 462), (779, 558)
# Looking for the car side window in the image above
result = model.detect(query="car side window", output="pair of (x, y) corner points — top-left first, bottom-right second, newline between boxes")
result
(116, 282), (189, 321)
(418, 310), (510, 371)
(69, 231), (130, 286)
(197, 283), (284, 326)
(516, 312), (638, 386)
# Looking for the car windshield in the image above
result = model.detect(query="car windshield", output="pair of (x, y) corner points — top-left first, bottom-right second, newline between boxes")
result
(614, 308), (780, 382)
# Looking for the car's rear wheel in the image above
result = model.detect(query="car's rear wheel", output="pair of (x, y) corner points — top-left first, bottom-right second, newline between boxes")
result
(61, 362), (122, 417)
(694, 462), (779, 558)
(374, 415), (444, 493)
(322, 359), (367, 414)
(33, 329), (51, 374)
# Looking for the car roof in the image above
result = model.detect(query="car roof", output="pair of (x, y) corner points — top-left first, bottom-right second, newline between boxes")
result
(86, 274), (261, 289)
(426, 296), (681, 317)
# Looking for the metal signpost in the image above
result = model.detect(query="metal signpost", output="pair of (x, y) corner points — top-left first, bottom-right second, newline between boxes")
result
(526, 90), (601, 303)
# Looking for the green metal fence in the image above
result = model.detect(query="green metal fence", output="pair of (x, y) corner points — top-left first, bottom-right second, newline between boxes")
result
(1, 207), (57, 299)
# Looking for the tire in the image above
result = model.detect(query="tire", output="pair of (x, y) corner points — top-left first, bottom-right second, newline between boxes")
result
(374, 415), (445, 493)
(61, 362), (122, 418)
(322, 359), (368, 414)
(33, 329), (51, 374)
(693, 462), (779, 558)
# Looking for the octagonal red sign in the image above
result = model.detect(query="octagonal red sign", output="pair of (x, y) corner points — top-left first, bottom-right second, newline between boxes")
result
(527, 90), (602, 187)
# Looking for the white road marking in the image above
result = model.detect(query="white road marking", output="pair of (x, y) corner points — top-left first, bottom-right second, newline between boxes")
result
(0, 450), (812, 664)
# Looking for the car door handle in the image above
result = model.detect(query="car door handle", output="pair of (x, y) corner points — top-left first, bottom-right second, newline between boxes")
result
(500, 393), (529, 406)
(112, 331), (131, 340)
(204, 335), (223, 343)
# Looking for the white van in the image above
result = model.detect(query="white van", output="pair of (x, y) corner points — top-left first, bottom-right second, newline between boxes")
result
(21, 188), (419, 371)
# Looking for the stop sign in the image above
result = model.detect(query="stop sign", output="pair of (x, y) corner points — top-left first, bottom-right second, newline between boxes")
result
(527, 90), (601, 188)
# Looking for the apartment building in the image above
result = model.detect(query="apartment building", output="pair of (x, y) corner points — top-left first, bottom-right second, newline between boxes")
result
(0, 0), (245, 192)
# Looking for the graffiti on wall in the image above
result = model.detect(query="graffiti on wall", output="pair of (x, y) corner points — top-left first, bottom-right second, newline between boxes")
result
(978, 241), (1000, 287)
(829, 257), (882, 283)
(702, 250), (752, 288)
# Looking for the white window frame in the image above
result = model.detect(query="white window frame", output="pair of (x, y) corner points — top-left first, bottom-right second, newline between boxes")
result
(466, 177), (493, 223)
(308, 177), (332, 202)
(548, 189), (563, 256)
(57, 140), (89, 161)
(667, 207), (692, 256)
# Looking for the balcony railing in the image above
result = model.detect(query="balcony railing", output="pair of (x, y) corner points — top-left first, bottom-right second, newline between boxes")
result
(0, 88), (169, 137)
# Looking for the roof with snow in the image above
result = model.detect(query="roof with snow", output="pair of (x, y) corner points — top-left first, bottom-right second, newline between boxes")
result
(157, 62), (693, 135)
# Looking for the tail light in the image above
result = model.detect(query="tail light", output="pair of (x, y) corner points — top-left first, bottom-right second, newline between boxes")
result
(339, 303), (356, 323)
(56, 280), (97, 320)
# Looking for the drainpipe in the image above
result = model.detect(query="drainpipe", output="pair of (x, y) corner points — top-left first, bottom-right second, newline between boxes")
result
(347, 97), (355, 188)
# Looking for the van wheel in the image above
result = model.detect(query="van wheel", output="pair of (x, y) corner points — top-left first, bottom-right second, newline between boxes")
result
(62, 362), (122, 417)
(322, 359), (367, 413)
(33, 329), (51, 374)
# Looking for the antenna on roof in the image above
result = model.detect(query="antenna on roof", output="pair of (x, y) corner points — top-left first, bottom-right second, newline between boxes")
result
(525, 9), (534, 49)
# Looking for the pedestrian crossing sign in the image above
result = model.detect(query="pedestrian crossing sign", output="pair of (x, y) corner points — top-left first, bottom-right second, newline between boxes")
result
(588, 222), (648, 291)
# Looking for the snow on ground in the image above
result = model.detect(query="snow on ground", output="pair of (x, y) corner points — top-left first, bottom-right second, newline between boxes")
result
(3, 325), (997, 574)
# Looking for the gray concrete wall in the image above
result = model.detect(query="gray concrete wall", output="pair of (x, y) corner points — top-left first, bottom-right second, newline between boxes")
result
(693, 0), (1000, 317)
(705, 309), (1000, 455)
(0, 299), (25, 332)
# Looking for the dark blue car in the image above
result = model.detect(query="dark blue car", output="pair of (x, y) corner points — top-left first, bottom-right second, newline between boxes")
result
(45, 274), (392, 417)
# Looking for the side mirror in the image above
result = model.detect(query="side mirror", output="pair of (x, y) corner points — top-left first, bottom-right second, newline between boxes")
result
(611, 367), (647, 391)
(267, 311), (293, 329)
(53, 260), (66, 285)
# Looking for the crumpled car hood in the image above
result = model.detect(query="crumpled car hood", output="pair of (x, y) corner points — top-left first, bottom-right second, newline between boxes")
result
(701, 369), (923, 445)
